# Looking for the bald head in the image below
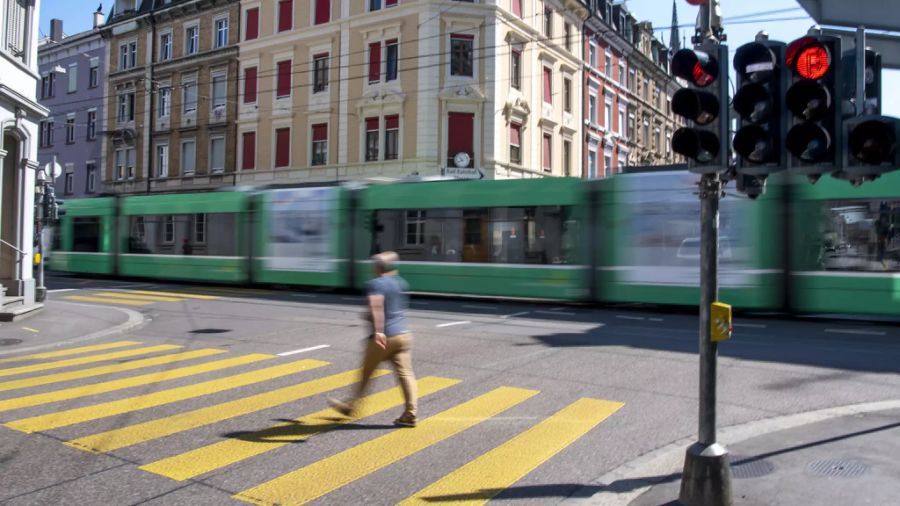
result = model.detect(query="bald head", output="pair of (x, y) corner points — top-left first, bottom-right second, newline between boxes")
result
(373, 251), (399, 275)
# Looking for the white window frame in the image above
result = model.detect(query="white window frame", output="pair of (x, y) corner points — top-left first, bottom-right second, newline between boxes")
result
(156, 143), (169, 177)
(589, 42), (597, 68)
(213, 15), (229, 49)
(210, 70), (227, 121)
(209, 135), (225, 173)
(67, 63), (78, 93)
(184, 21), (200, 56)
(126, 148), (136, 180)
(604, 49), (612, 77)
(158, 85), (171, 118)
(119, 39), (137, 70)
(163, 216), (175, 244)
(89, 58), (99, 87)
(194, 214), (207, 244)
(404, 210), (425, 246)
(447, 29), (478, 82)
(86, 109), (97, 140)
(64, 164), (74, 194)
(182, 77), (198, 114)
(159, 31), (173, 61)
(86, 161), (97, 193)
(604, 93), (613, 131)
(65, 113), (76, 144)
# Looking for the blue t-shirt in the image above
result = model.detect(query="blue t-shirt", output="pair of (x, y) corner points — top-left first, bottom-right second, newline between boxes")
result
(367, 275), (410, 337)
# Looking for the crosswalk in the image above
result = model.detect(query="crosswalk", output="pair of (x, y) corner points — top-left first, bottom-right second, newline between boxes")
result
(62, 288), (225, 307)
(0, 340), (624, 505)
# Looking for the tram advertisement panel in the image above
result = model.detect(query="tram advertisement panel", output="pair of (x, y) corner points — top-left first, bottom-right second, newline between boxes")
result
(264, 187), (337, 272)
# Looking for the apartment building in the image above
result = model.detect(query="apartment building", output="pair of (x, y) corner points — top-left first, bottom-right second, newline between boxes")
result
(234, 0), (588, 184)
(37, 15), (106, 198)
(1, 0), (48, 313)
(102, 0), (240, 194)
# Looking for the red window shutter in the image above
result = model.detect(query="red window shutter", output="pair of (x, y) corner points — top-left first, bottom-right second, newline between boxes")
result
(448, 113), (474, 157)
(312, 123), (328, 141)
(385, 115), (399, 130)
(366, 117), (378, 131)
(275, 128), (290, 167)
(277, 60), (291, 97)
(245, 8), (259, 40)
(510, 123), (520, 146)
(386, 0), (398, 5)
(512, 0), (522, 17)
(543, 67), (552, 103)
(244, 67), (257, 103)
(315, 0), (330, 25)
(278, 0), (293, 32)
(242, 132), (256, 170)
(543, 134), (551, 169)
(368, 42), (381, 82)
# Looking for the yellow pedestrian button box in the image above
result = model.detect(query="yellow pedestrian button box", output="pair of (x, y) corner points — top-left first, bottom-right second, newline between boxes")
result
(711, 301), (732, 342)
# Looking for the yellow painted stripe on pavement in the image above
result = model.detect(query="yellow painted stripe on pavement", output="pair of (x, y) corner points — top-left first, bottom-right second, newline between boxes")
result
(64, 295), (151, 306)
(398, 398), (625, 506)
(0, 341), (141, 365)
(4, 359), (327, 434)
(91, 292), (186, 302)
(0, 344), (183, 379)
(141, 376), (461, 481)
(124, 290), (219, 300)
(67, 368), (391, 453)
(0, 348), (227, 393)
(234, 386), (538, 506)
(0, 351), (255, 412)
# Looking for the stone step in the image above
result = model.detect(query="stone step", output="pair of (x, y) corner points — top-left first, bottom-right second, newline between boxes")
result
(0, 302), (43, 322)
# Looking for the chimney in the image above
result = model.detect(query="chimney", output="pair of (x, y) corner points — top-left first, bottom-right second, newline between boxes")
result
(50, 19), (63, 42)
(94, 11), (104, 29)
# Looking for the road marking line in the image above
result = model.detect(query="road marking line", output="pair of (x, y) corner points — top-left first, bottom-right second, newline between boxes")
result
(411, 301), (430, 306)
(20, 327), (39, 333)
(140, 376), (461, 481)
(550, 307), (569, 311)
(616, 315), (645, 321)
(398, 398), (624, 506)
(500, 312), (531, 319)
(536, 310), (576, 316)
(733, 323), (767, 329)
(63, 295), (152, 306)
(124, 290), (219, 300)
(824, 328), (886, 336)
(289, 294), (317, 298)
(341, 297), (360, 302)
(462, 304), (495, 310)
(47, 288), (78, 293)
(0, 344), (182, 379)
(277, 345), (330, 357)
(0, 352), (261, 412)
(436, 321), (471, 328)
(66, 368), (390, 454)
(233, 386), (538, 506)
(91, 292), (186, 302)
(0, 341), (141, 365)
(648, 318), (664, 322)
(0, 348), (227, 394)
(4, 359), (327, 434)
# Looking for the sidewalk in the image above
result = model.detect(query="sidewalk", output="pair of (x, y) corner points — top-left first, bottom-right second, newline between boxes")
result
(629, 407), (900, 506)
(0, 299), (144, 356)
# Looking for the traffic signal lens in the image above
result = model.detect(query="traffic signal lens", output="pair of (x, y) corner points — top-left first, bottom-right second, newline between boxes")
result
(692, 62), (715, 87)
(672, 128), (720, 163)
(849, 120), (896, 165)
(786, 123), (832, 162)
(671, 49), (719, 88)
(672, 89), (720, 126)
(795, 45), (830, 80)
(733, 83), (772, 124)
(733, 125), (775, 164)
(786, 80), (831, 121)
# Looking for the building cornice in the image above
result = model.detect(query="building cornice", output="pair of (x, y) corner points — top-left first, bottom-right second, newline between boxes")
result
(0, 85), (49, 118)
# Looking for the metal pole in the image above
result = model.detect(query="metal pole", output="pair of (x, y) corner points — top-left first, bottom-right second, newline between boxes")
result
(856, 26), (866, 115)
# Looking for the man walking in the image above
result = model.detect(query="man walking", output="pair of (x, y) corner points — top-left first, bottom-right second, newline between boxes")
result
(330, 251), (418, 427)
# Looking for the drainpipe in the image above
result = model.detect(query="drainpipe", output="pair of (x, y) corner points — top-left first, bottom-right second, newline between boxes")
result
(145, 12), (156, 194)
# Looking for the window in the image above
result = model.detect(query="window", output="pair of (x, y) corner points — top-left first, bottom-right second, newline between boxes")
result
(278, 0), (293, 32)
(64, 169), (74, 194)
(160, 32), (172, 60)
(195, 214), (206, 244)
(4, 0), (27, 61)
(588, 148), (597, 178)
(313, 53), (328, 92)
(643, 78), (649, 99)
(275, 128), (290, 167)
(604, 150), (612, 177)
(186, 25), (199, 55)
(182, 79), (197, 113)
(120, 41), (136, 70)
(542, 67), (552, 104)
(618, 109), (626, 136)
(450, 34), (473, 77)
(127, 214), (240, 256)
(118, 92), (135, 123)
(371, 0), (399, 10)
(563, 77), (571, 113)
(619, 62), (626, 86)
(89, 61), (99, 88)
(164, 216), (175, 243)
(245, 7), (259, 40)
(604, 94), (613, 130)
(405, 210), (426, 246)
(242, 132), (256, 170)
(243, 67), (257, 103)
(210, 137), (225, 173)
(65, 117), (75, 144)
(365, 118), (379, 161)
(181, 139), (196, 175)
(368, 42), (381, 83)
(211, 74), (227, 115)
(42, 73), (55, 97)
(114, 149), (124, 180)
(589, 43), (597, 67)
(86, 163), (97, 193)
(215, 17), (228, 48)
(311, 124), (327, 166)
(67, 63), (78, 93)
(563, 140), (571, 177)
(385, 39), (399, 81)
(87, 110), (97, 140)
(512, 0), (522, 17)
(315, 0), (330, 25)
(604, 51), (612, 76)
(447, 112), (474, 168)
(40, 120), (54, 147)
(158, 86), (171, 117)
(126, 148), (135, 179)
(509, 123), (521, 165)
(385, 115), (399, 160)
(564, 23), (571, 51)
(277, 60), (291, 97)
(542, 133), (552, 172)
(156, 144), (169, 177)
(544, 7), (552, 38)
(588, 93), (597, 124)
(510, 48), (521, 89)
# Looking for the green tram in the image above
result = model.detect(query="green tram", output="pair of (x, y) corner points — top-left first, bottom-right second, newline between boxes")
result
(49, 171), (900, 316)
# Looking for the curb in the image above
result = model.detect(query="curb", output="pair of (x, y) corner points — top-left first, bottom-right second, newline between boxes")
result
(564, 399), (900, 506)
(0, 302), (147, 356)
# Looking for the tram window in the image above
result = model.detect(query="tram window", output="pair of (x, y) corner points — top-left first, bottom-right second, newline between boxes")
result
(817, 199), (900, 272)
(126, 213), (239, 256)
(71, 217), (101, 252)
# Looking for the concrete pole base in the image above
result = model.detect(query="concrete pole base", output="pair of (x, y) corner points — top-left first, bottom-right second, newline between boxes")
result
(678, 442), (733, 506)
(35, 287), (46, 303)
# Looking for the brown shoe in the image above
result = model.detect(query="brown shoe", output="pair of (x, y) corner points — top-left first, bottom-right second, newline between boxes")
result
(393, 414), (417, 427)
(328, 398), (354, 417)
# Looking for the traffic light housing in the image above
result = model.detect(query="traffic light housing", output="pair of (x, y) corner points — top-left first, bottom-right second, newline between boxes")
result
(670, 43), (730, 173)
(733, 40), (787, 176)
(842, 48), (882, 115)
(841, 114), (900, 184)
(784, 35), (843, 182)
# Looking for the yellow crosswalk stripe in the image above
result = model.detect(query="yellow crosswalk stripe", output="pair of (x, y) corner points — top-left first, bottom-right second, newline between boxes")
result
(397, 398), (625, 506)
(124, 290), (219, 300)
(234, 386), (539, 506)
(0, 341), (141, 365)
(0, 352), (263, 412)
(0, 344), (183, 379)
(3, 359), (327, 434)
(64, 295), (152, 306)
(141, 376), (462, 481)
(90, 292), (187, 302)
(67, 368), (392, 453)
(0, 348), (227, 393)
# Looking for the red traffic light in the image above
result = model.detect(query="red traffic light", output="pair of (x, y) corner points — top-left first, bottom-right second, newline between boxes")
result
(671, 49), (719, 88)
(787, 37), (831, 80)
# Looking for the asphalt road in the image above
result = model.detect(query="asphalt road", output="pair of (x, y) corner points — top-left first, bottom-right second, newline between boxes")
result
(0, 275), (898, 505)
